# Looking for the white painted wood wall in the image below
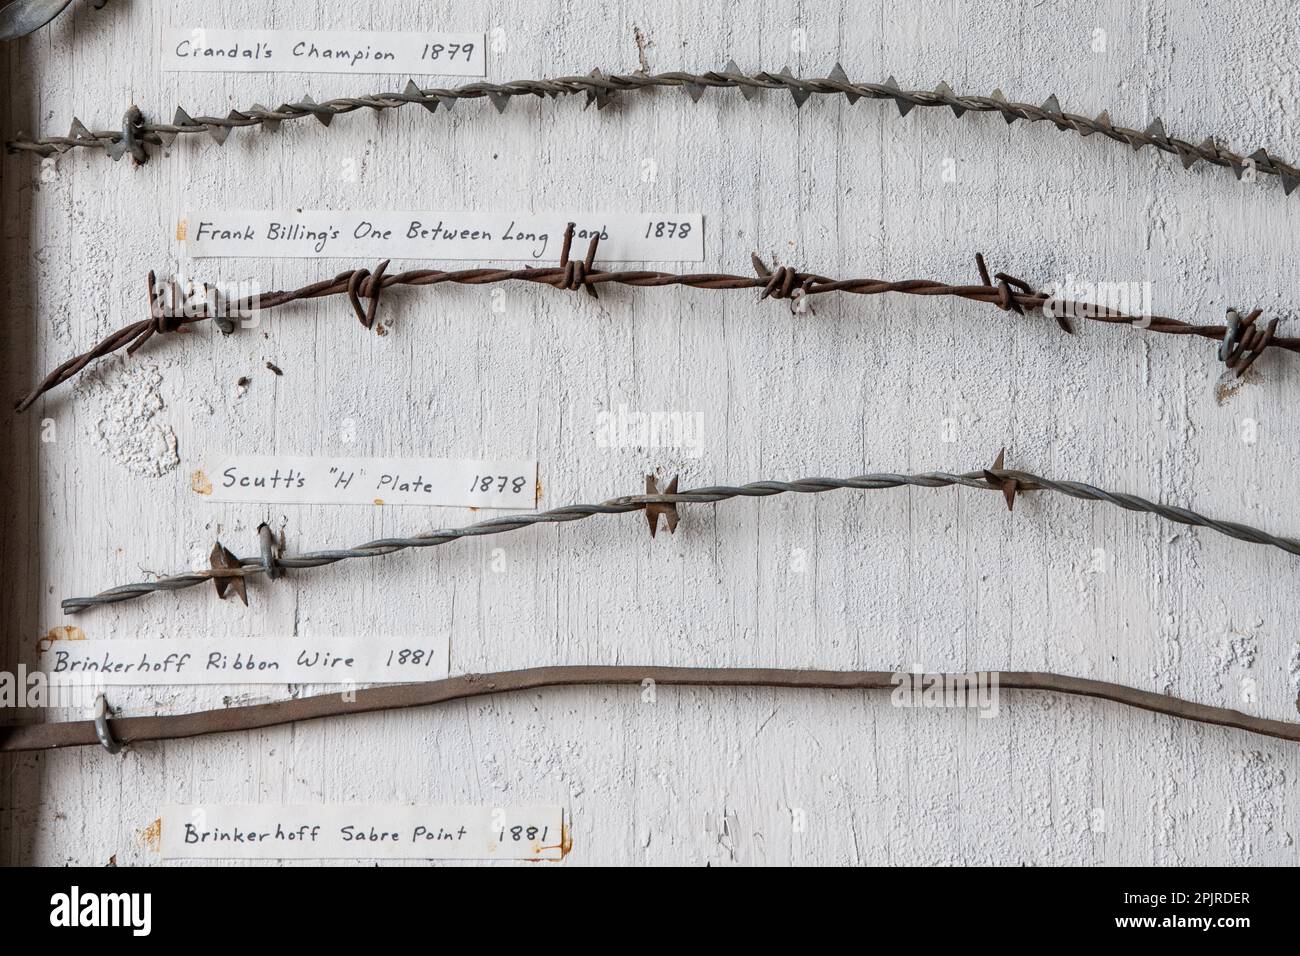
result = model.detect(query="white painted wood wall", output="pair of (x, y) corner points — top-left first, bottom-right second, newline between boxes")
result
(2, 0), (1298, 866)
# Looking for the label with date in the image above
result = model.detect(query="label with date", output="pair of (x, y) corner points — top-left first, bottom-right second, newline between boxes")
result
(162, 28), (486, 76)
(194, 455), (537, 509)
(179, 210), (704, 261)
(160, 805), (566, 860)
(38, 635), (448, 685)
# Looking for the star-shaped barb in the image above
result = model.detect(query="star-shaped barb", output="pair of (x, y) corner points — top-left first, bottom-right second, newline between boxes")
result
(209, 540), (248, 606)
(982, 447), (1021, 512)
(645, 475), (681, 538)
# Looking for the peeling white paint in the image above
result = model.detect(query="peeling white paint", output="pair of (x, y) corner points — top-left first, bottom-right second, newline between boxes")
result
(75, 358), (179, 478)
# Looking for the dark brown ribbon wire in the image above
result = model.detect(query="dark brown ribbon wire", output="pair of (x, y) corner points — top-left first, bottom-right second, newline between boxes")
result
(3, 666), (1298, 753)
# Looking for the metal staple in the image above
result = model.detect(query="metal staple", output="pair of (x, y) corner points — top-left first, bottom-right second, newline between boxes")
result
(7, 63), (1299, 194)
(61, 450), (1300, 613)
(16, 225), (1291, 412)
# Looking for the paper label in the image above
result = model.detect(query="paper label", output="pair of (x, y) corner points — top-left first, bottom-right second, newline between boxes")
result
(162, 28), (486, 76)
(194, 455), (536, 508)
(179, 210), (704, 261)
(38, 635), (448, 685)
(160, 805), (566, 860)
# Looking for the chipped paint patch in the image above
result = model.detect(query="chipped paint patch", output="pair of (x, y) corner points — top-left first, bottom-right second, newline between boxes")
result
(191, 469), (213, 495)
(75, 359), (180, 477)
(535, 477), (544, 504)
(175, 218), (187, 241)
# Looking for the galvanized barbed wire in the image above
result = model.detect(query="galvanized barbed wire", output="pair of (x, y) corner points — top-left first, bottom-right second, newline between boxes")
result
(61, 449), (1300, 614)
(5, 666), (1299, 753)
(8, 62), (1299, 194)
(15, 224), (1292, 412)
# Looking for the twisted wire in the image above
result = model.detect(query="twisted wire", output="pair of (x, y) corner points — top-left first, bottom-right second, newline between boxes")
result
(7, 65), (1299, 195)
(17, 234), (1295, 412)
(60, 463), (1300, 613)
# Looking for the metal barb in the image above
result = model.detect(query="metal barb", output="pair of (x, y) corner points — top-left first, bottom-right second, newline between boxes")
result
(645, 475), (680, 537)
(209, 541), (248, 605)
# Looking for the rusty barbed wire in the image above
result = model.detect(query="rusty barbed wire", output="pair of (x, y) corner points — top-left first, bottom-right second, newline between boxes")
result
(7, 63), (1298, 194)
(15, 225), (1293, 412)
(60, 449), (1300, 613)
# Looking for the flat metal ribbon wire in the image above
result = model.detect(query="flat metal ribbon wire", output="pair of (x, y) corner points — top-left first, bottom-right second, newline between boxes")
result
(3, 667), (1298, 752)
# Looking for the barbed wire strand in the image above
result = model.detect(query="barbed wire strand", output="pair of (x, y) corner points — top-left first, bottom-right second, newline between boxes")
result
(15, 227), (1292, 412)
(7, 64), (1299, 195)
(60, 457), (1300, 614)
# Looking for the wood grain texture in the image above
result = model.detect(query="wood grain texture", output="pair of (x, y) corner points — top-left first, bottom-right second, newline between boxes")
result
(2, 0), (1298, 866)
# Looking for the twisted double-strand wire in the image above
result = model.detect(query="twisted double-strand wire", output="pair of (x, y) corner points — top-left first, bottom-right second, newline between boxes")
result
(8, 64), (1299, 194)
(16, 230), (1292, 412)
(61, 463), (1300, 613)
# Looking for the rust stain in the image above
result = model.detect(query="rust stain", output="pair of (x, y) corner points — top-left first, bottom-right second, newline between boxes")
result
(191, 469), (213, 495)
(137, 818), (162, 853)
(373, 498), (385, 506)
(1215, 376), (1244, 406)
(526, 817), (572, 862)
(38, 624), (86, 653)
(535, 478), (543, 504)
(175, 218), (187, 242)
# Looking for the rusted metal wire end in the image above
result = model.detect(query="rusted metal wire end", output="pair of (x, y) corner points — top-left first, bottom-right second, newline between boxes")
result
(645, 474), (680, 538)
(345, 259), (390, 330)
(1219, 308), (1276, 378)
(257, 522), (283, 580)
(751, 252), (812, 303)
(209, 540), (248, 606)
(557, 222), (600, 298)
(974, 252), (1072, 333)
(982, 447), (1022, 512)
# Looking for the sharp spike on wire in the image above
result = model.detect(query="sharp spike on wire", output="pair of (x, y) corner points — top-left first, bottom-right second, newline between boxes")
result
(829, 62), (860, 104)
(68, 117), (95, 142)
(585, 68), (615, 110)
(487, 90), (511, 113)
(777, 67), (811, 108)
(990, 88), (1017, 124)
(1040, 93), (1062, 115)
(405, 79), (438, 114)
(935, 80), (964, 117)
(883, 75), (914, 116)
(1144, 117), (1168, 142)
(298, 94), (334, 127)
(250, 103), (281, 133)
(725, 60), (760, 101)
(982, 447), (1020, 512)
